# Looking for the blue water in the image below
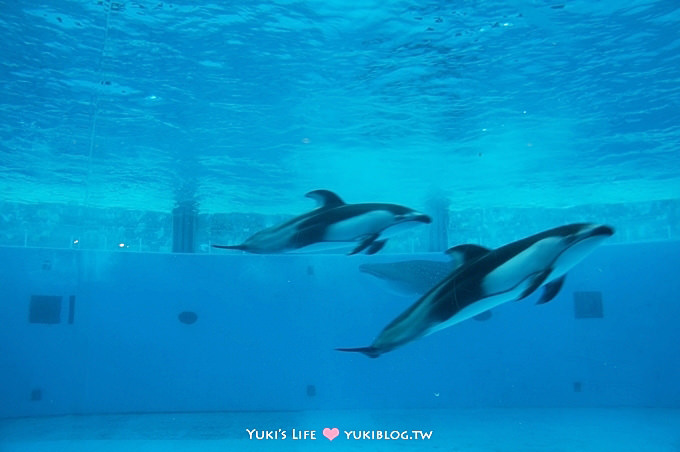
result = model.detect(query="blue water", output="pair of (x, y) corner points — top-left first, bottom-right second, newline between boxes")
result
(2, 1), (680, 450)
(2, 240), (680, 450)
(1, 1), (679, 212)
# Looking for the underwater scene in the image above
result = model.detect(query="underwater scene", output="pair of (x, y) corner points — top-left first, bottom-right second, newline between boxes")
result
(1, 1), (680, 451)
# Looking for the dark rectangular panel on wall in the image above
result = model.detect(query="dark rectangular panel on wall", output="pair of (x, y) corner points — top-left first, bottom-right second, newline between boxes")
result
(573, 291), (604, 319)
(29, 295), (63, 324)
(68, 296), (76, 324)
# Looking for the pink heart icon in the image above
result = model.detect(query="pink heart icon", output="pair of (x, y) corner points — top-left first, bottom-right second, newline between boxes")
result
(323, 427), (339, 441)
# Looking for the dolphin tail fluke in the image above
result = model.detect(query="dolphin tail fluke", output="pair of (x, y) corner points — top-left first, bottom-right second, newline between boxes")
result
(212, 244), (248, 251)
(335, 346), (381, 358)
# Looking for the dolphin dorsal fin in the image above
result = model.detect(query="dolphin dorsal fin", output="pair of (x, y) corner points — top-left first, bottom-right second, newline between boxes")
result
(444, 244), (491, 268)
(305, 189), (346, 208)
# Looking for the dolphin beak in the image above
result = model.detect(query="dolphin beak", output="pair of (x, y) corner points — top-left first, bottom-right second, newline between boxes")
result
(592, 225), (615, 237)
(414, 214), (432, 224)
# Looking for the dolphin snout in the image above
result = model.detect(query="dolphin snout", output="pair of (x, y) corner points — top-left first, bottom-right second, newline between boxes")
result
(593, 225), (615, 237)
(413, 213), (432, 224)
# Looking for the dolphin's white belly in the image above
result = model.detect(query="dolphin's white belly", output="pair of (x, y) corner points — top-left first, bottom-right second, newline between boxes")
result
(550, 234), (610, 278)
(426, 277), (534, 336)
(323, 211), (394, 241)
(482, 237), (561, 295)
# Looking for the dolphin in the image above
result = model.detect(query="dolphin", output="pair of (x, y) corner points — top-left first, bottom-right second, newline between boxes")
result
(212, 190), (431, 255)
(337, 223), (614, 358)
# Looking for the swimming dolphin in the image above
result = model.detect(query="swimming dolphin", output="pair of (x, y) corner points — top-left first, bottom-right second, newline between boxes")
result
(212, 190), (431, 255)
(337, 223), (614, 357)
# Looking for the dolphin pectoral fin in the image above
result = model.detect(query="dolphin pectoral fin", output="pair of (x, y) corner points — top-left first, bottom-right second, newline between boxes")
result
(537, 275), (566, 304)
(212, 244), (248, 251)
(348, 234), (379, 255)
(518, 270), (552, 300)
(305, 189), (346, 208)
(335, 346), (381, 358)
(366, 239), (387, 255)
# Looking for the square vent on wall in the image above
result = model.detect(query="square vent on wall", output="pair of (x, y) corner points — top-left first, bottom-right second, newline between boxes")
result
(29, 295), (62, 324)
(573, 291), (604, 319)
